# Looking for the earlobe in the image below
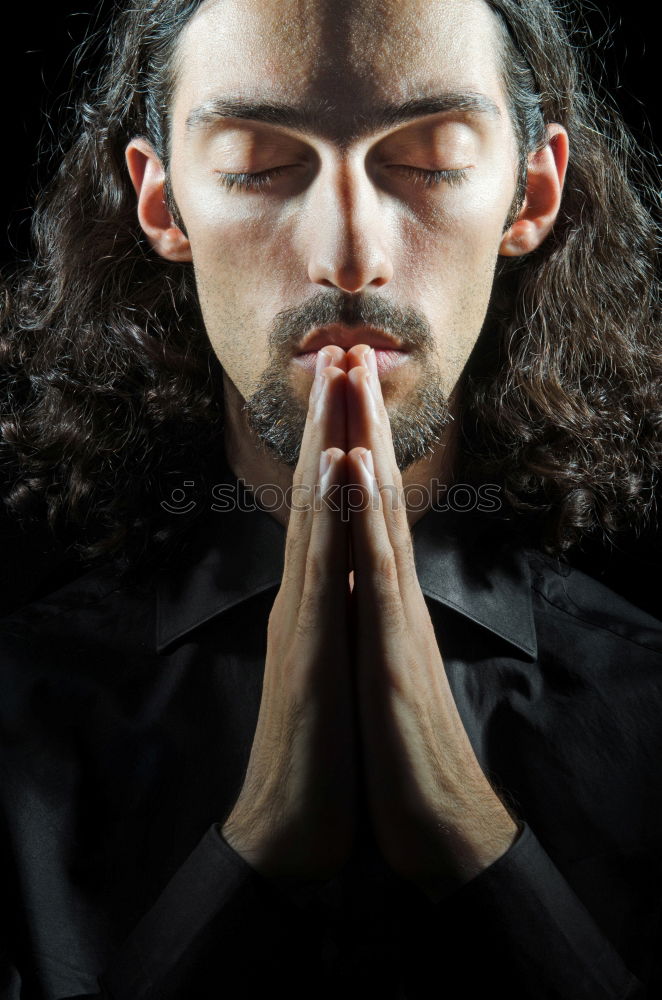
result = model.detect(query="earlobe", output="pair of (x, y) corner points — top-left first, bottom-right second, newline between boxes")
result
(125, 137), (192, 263)
(499, 124), (569, 258)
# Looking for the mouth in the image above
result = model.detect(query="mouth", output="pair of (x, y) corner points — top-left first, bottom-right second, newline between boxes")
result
(293, 323), (410, 377)
(293, 347), (409, 376)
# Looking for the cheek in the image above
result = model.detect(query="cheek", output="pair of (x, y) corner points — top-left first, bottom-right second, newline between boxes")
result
(182, 200), (300, 392)
(396, 174), (511, 385)
(185, 192), (301, 295)
(401, 170), (510, 263)
(400, 169), (512, 305)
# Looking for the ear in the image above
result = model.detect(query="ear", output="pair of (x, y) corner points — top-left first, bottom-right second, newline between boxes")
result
(499, 123), (569, 257)
(125, 137), (192, 262)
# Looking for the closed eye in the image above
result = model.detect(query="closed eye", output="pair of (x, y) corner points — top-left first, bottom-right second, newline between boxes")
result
(389, 165), (470, 187)
(216, 165), (300, 191)
(216, 164), (470, 192)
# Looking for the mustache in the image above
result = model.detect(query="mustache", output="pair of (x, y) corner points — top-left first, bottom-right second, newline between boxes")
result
(268, 290), (435, 357)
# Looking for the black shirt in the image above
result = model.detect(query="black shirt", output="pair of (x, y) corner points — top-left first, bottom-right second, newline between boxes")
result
(1, 476), (661, 999)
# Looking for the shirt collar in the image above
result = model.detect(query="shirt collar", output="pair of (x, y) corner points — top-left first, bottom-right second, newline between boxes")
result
(156, 490), (537, 660)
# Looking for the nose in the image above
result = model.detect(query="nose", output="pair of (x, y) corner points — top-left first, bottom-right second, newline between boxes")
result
(305, 158), (394, 293)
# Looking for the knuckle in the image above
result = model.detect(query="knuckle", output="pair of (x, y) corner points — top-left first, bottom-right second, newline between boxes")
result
(278, 563), (297, 600)
(283, 528), (308, 569)
(374, 546), (399, 587)
(286, 505), (307, 537)
(295, 586), (322, 638)
(380, 596), (406, 633)
(303, 550), (325, 591)
(380, 483), (405, 516)
(388, 506), (411, 540)
(292, 454), (309, 488)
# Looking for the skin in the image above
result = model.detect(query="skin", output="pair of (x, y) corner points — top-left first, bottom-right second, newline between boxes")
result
(126, 0), (569, 893)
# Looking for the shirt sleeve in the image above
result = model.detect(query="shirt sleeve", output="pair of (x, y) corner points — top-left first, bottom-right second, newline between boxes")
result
(96, 824), (330, 1000)
(392, 821), (650, 1000)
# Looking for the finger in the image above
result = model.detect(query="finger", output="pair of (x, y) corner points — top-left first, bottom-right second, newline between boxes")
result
(301, 447), (349, 621)
(283, 350), (347, 598)
(345, 355), (418, 594)
(345, 346), (400, 476)
(344, 342), (373, 372)
(297, 448), (352, 701)
(346, 447), (406, 650)
(346, 358), (409, 527)
(295, 345), (347, 488)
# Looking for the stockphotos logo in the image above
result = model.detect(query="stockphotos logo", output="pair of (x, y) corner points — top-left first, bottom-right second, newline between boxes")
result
(160, 479), (502, 520)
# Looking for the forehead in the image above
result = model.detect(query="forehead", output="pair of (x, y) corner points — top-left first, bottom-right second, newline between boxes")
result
(172, 0), (507, 135)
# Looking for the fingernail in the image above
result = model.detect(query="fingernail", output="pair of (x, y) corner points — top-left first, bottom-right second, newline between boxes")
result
(315, 348), (333, 377)
(363, 372), (379, 416)
(365, 348), (380, 399)
(319, 450), (334, 494)
(319, 449), (332, 479)
(311, 373), (325, 405)
(359, 449), (374, 479)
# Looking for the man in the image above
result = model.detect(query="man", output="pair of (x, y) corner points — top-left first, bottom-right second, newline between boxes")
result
(0, 0), (660, 997)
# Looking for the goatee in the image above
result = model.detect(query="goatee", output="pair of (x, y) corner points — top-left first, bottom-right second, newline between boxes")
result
(243, 290), (453, 471)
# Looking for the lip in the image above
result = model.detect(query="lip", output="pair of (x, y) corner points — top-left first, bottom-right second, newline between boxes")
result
(295, 323), (405, 354)
(293, 348), (410, 377)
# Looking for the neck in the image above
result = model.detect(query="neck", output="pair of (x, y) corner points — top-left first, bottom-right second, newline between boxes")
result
(222, 372), (460, 532)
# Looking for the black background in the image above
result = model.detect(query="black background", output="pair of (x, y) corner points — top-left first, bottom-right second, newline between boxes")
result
(0, 1), (657, 269)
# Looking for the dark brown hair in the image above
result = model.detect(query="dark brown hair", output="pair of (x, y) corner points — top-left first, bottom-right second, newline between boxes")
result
(1, 0), (659, 573)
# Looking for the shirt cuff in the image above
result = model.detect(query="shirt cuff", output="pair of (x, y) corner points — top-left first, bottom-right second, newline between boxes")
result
(98, 823), (323, 1000)
(396, 822), (645, 1000)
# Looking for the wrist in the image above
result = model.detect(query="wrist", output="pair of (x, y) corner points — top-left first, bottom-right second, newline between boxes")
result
(388, 782), (521, 888)
(409, 813), (523, 900)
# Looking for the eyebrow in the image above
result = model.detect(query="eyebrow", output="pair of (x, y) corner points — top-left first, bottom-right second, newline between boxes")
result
(185, 92), (502, 141)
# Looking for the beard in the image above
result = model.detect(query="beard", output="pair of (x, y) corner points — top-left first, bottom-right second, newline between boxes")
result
(242, 290), (453, 471)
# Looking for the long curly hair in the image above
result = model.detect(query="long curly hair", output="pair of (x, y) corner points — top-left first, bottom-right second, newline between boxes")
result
(1, 0), (659, 575)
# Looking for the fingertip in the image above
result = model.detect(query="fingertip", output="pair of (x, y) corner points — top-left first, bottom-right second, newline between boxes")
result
(348, 448), (376, 491)
(321, 344), (348, 371)
(360, 448), (375, 477)
(355, 448), (375, 481)
(326, 446), (347, 462)
(346, 365), (370, 390)
(323, 364), (349, 384)
(364, 348), (378, 383)
(345, 344), (372, 368)
(318, 448), (332, 480)
(319, 446), (347, 485)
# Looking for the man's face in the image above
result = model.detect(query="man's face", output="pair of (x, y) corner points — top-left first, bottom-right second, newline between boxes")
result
(168, 0), (520, 468)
